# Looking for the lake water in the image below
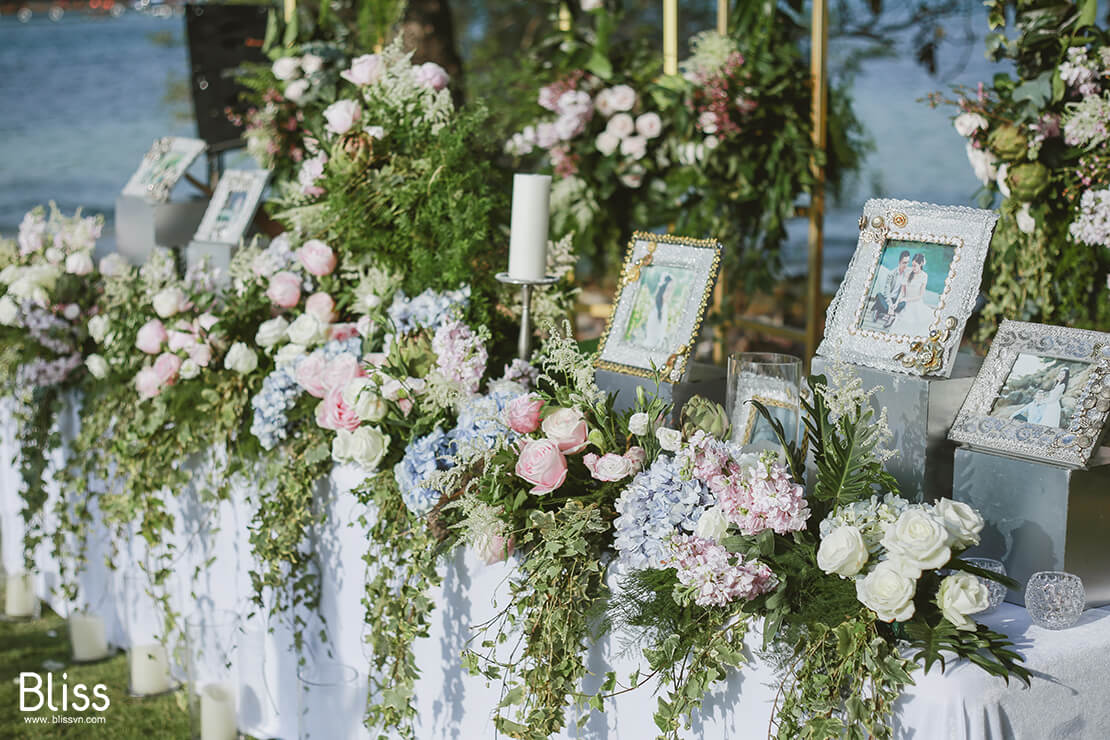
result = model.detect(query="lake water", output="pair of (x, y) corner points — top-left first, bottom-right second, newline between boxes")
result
(0, 11), (996, 286)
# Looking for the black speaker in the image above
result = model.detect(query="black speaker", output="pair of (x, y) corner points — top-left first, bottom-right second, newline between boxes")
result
(185, 4), (270, 153)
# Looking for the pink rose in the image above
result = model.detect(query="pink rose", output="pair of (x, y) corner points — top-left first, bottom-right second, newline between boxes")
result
(135, 319), (168, 355)
(188, 343), (212, 368)
(504, 394), (544, 434)
(305, 291), (337, 323)
(296, 353), (330, 398)
(323, 353), (365, 392)
(329, 322), (360, 342)
(316, 386), (361, 431)
(135, 367), (162, 400)
(582, 452), (634, 482)
(267, 271), (302, 308)
(514, 438), (568, 494)
(297, 240), (337, 277)
(415, 62), (449, 91)
(624, 446), (647, 472)
(197, 313), (219, 332)
(541, 407), (588, 454)
(152, 352), (182, 387)
(339, 54), (382, 86)
(475, 534), (514, 565)
(167, 330), (194, 353)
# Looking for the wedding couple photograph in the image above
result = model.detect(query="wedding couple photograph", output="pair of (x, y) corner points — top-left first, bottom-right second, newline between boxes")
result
(989, 352), (1093, 430)
(857, 240), (955, 337)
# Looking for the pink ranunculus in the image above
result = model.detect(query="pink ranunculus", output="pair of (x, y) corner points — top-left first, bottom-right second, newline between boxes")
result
(135, 319), (168, 355)
(135, 367), (162, 400)
(515, 439), (568, 494)
(297, 240), (337, 276)
(541, 407), (588, 454)
(167, 330), (194, 353)
(315, 386), (361, 431)
(624, 446), (647, 471)
(305, 291), (337, 323)
(266, 271), (302, 308)
(152, 352), (182, 387)
(475, 534), (514, 565)
(415, 62), (449, 91)
(296, 353), (330, 398)
(339, 54), (382, 86)
(328, 322), (360, 342)
(323, 353), (365, 392)
(504, 394), (544, 434)
(583, 452), (634, 482)
(188, 342), (213, 368)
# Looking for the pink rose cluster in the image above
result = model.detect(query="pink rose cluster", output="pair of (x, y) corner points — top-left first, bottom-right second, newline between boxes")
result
(431, 319), (488, 395)
(512, 405), (592, 494)
(583, 448), (645, 482)
(295, 351), (367, 431)
(134, 314), (219, 400)
(667, 534), (777, 607)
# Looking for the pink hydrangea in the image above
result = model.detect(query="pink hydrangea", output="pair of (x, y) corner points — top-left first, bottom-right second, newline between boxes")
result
(431, 319), (487, 395)
(666, 535), (777, 607)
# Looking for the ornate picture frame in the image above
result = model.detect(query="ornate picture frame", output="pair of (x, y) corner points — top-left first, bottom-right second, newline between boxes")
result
(949, 320), (1110, 468)
(596, 232), (722, 382)
(122, 137), (207, 203)
(193, 169), (271, 245)
(816, 199), (997, 378)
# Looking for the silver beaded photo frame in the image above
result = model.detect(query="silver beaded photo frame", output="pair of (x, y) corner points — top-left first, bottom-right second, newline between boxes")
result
(193, 169), (271, 245)
(122, 137), (207, 202)
(596, 232), (721, 382)
(816, 199), (997, 378)
(949, 320), (1110, 468)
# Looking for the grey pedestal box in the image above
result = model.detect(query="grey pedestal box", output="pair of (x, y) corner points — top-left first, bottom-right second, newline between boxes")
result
(953, 446), (1110, 608)
(185, 240), (237, 279)
(114, 194), (208, 265)
(595, 363), (726, 422)
(811, 352), (981, 503)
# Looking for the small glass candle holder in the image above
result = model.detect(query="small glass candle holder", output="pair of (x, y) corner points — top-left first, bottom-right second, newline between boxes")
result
(186, 610), (240, 740)
(123, 574), (178, 697)
(2, 571), (40, 620)
(297, 659), (365, 740)
(1026, 570), (1085, 630)
(964, 557), (1007, 614)
(726, 353), (802, 451)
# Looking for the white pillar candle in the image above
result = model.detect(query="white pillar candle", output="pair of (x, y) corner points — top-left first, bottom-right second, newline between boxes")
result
(4, 573), (36, 618)
(70, 613), (110, 662)
(200, 682), (238, 740)
(508, 173), (551, 281)
(130, 643), (172, 695)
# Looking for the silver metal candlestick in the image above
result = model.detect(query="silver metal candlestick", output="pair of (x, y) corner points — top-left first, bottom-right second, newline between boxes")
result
(496, 272), (559, 359)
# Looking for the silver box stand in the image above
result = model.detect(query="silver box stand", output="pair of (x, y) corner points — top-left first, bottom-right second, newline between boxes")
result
(953, 446), (1110, 608)
(595, 363), (726, 424)
(184, 240), (237, 279)
(812, 351), (981, 503)
(114, 194), (208, 265)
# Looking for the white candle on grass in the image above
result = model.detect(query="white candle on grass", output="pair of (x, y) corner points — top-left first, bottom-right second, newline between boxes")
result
(200, 682), (238, 740)
(130, 643), (172, 695)
(508, 173), (551, 281)
(4, 573), (36, 618)
(69, 612), (110, 662)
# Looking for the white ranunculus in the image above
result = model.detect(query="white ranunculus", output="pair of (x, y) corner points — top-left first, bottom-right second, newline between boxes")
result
(151, 287), (187, 319)
(286, 313), (326, 346)
(880, 509), (953, 577)
(606, 113), (635, 139)
(620, 134), (647, 160)
(284, 79), (310, 106)
(817, 525), (869, 578)
(87, 314), (110, 344)
(0, 296), (19, 326)
(965, 142), (999, 186)
(272, 56), (300, 81)
(98, 253), (129, 277)
(996, 162), (1011, 198)
(348, 426), (391, 470)
(300, 53), (324, 75)
(636, 112), (663, 139)
(323, 100), (361, 136)
(343, 377), (388, 422)
(275, 343), (306, 367)
(628, 412), (650, 436)
(595, 131), (620, 156)
(607, 84), (636, 112)
(178, 358), (200, 380)
(1016, 203), (1036, 234)
(224, 342), (258, 375)
(65, 252), (94, 276)
(85, 353), (108, 379)
(694, 507), (729, 542)
(856, 561), (917, 622)
(255, 316), (289, 348)
(933, 498), (984, 549)
(937, 572), (990, 630)
(953, 112), (988, 138)
(656, 427), (682, 452)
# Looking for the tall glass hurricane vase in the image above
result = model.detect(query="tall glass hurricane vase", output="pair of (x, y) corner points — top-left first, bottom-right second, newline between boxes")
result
(297, 659), (366, 740)
(726, 353), (802, 452)
(186, 610), (241, 740)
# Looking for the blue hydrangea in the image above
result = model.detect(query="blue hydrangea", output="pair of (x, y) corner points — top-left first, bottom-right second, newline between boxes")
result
(613, 455), (714, 572)
(394, 426), (456, 515)
(387, 285), (470, 335)
(448, 386), (519, 452)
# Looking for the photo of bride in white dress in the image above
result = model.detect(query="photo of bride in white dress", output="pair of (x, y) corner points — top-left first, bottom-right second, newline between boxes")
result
(858, 241), (955, 337)
(622, 264), (695, 351)
(990, 354), (1093, 430)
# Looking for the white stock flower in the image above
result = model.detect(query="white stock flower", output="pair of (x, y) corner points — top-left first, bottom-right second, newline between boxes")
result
(937, 572), (990, 630)
(99, 253), (129, 277)
(255, 316), (289, 349)
(152, 287), (188, 319)
(224, 342), (258, 375)
(65, 252), (94, 276)
(693, 507), (729, 542)
(628, 412), (650, 436)
(856, 561), (916, 622)
(880, 509), (953, 578)
(44, 247), (64, 264)
(953, 112), (988, 137)
(286, 313), (326, 346)
(817, 525), (869, 578)
(272, 57), (300, 81)
(656, 427), (682, 452)
(88, 314), (110, 344)
(933, 499), (984, 549)
(85, 354), (108, 379)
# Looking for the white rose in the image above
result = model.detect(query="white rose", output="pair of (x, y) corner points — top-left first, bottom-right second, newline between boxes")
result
(620, 134), (647, 160)
(179, 358), (200, 380)
(343, 378), (388, 422)
(152, 287), (187, 319)
(286, 313), (326, 346)
(85, 353), (108, 379)
(628, 412), (650, 436)
(99, 253), (129, 277)
(65, 252), (94, 276)
(331, 429), (355, 464)
(606, 113), (635, 139)
(953, 112), (988, 138)
(880, 509), (953, 577)
(276, 343), (306, 367)
(44, 246), (64, 264)
(996, 162), (1011, 198)
(656, 427), (682, 452)
(607, 84), (636, 112)
(694, 507), (729, 542)
(965, 142), (998, 186)
(224, 342), (259, 375)
(937, 572), (990, 631)
(595, 131), (620, 156)
(255, 316), (289, 349)
(817, 525), (869, 578)
(87, 314), (110, 344)
(300, 53), (324, 75)
(856, 561), (917, 622)
(349, 426), (391, 470)
(933, 498), (984, 549)
(272, 56), (300, 81)
(1016, 203), (1036, 234)
(0, 296), (19, 326)
(284, 79), (310, 106)
(635, 112), (662, 139)
(323, 100), (361, 136)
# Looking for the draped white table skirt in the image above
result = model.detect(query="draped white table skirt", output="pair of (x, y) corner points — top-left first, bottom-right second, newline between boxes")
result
(2, 402), (1109, 739)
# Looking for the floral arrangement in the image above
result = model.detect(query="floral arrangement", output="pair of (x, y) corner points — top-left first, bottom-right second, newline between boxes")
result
(931, 1), (1110, 341)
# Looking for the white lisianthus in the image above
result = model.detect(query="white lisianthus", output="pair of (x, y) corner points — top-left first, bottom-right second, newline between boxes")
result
(1016, 203), (1036, 234)
(595, 130), (620, 156)
(286, 313), (326, 346)
(656, 427), (682, 452)
(152, 287), (188, 319)
(85, 354), (108, 379)
(953, 112), (988, 137)
(965, 142), (999, 186)
(628, 412), (650, 436)
(224, 342), (258, 375)
(275, 343), (306, 367)
(0, 296), (19, 326)
(606, 113), (635, 139)
(933, 498), (984, 549)
(817, 525), (869, 578)
(272, 56), (300, 81)
(693, 507), (729, 542)
(880, 509), (953, 577)
(343, 378), (388, 422)
(65, 252), (94, 276)
(856, 561), (917, 622)
(937, 572), (990, 630)
(87, 314), (110, 344)
(178, 358), (200, 380)
(255, 316), (289, 349)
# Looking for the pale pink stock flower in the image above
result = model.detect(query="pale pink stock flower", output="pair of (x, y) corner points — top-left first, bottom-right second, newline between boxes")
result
(135, 319), (168, 355)
(266, 271), (302, 308)
(515, 438), (568, 494)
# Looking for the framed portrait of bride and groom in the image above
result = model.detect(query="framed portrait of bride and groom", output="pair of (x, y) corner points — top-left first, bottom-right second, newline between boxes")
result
(949, 321), (1110, 467)
(817, 199), (998, 377)
(596, 232), (722, 382)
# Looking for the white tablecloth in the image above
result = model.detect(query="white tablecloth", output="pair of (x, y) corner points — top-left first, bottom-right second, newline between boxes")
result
(2, 401), (1109, 739)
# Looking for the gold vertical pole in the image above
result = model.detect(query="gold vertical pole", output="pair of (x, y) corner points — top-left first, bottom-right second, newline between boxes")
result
(283, 0), (295, 24)
(558, 3), (572, 33)
(712, 0), (729, 363)
(805, 0), (829, 372)
(663, 0), (678, 75)
(717, 0), (728, 35)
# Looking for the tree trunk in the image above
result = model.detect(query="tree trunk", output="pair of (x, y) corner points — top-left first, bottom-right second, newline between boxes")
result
(400, 0), (465, 105)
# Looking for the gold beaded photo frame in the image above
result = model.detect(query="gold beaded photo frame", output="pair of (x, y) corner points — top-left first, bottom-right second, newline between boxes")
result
(596, 232), (722, 382)
(816, 199), (998, 378)
(122, 136), (207, 203)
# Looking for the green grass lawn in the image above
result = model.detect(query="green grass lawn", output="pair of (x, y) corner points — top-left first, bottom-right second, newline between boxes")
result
(0, 607), (192, 738)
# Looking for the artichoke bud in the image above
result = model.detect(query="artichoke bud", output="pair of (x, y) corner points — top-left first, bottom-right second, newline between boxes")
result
(1007, 162), (1049, 201)
(680, 395), (732, 440)
(988, 124), (1028, 161)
